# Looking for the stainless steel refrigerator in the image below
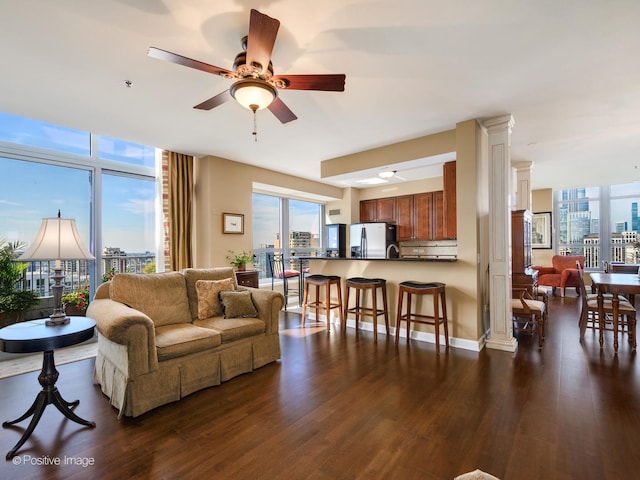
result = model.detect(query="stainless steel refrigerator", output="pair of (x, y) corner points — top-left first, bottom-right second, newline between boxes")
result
(349, 223), (397, 259)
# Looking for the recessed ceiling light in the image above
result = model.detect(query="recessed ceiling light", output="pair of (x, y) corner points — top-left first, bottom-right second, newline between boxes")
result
(378, 170), (396, 179)
(357, 177), (388, 185)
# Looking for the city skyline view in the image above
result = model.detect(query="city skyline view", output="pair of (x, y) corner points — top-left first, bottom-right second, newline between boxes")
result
(252, 193), (322, 251)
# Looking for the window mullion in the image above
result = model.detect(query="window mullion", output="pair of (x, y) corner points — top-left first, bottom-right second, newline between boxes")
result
(281, 198), (290, 257)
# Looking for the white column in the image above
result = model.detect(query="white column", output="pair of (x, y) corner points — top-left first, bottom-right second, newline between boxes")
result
(483, 115), (517, 352)
(513, 161), (533, 211)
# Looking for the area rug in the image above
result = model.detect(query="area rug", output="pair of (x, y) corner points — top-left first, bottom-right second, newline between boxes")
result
(455, 470), (500, 480)
(0, 341), (98, 379)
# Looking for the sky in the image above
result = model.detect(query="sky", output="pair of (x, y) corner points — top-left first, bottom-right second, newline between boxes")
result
(0, 113), (156, 254)
(251, 193), (321, 249)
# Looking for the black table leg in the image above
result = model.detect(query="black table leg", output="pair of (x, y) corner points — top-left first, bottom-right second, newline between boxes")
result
(3, 350), (95, 460)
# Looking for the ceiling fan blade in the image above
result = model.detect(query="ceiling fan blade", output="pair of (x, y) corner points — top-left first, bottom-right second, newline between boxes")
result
(272, 74), (346, 91)
(194, 90), (232, 110)
(246, 9), (280, 76)
(268, 97), (297, 124)
(148, 47), (235, 78)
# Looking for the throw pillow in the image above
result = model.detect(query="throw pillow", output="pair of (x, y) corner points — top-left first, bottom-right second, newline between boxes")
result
(196, 278), (235, 319)
(219, 290), (258, 319)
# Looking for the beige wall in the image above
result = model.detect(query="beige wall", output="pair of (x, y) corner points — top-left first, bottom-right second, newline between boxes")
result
(358, 177), (443, 201)
(321, 129), (456, 178)
(193, 156), (343, 268)
(532, 188), (553, 266)
(193, 119), (490, 348)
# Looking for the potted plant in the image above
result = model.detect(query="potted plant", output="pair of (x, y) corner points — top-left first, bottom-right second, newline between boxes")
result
(62, 284), (90, 316)
(0, 239), (39, 327)
(226, 250), (254, 271)
(102, 268), (117, 283)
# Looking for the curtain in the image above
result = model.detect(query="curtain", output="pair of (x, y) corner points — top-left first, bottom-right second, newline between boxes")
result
(163, 150), (193, 271)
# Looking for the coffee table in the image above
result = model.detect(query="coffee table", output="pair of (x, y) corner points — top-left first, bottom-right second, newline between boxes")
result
(0, 317), (96, 460)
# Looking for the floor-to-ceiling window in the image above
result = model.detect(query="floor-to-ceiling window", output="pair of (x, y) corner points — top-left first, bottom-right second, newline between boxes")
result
(554, 182), (640, 269)
(0, 112), (158, 296)
(252, 192), (324, 282)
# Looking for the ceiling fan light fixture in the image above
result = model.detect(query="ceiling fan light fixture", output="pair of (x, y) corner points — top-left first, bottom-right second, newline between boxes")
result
(378, 170), (397, 179)
(230, 79), (276, 111)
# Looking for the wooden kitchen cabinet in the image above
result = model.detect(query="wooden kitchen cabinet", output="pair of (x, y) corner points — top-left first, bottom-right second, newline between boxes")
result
(376, 197), (397, 223)
(433, 191), (444, 239)
(359, 197), (396, 223)
(359, 161), (456, 241)
(413, 192), (433, 240)
(443, 161), (457, 239)
(415, 191), (444, 240)
(396, 195), (414, 241)
(359, 199), (377, 222)
(396, 192), (443, 241)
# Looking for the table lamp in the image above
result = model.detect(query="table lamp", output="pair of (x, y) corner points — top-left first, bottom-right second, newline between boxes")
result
(18, 210), (95, 326)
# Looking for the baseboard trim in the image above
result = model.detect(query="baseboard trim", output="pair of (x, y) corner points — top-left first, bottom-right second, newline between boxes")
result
(305, 312), (486, 352)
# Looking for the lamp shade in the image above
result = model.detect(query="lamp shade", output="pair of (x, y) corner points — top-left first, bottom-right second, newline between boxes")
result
(230, 79), (277, 111)
(19, 215), (94, 261)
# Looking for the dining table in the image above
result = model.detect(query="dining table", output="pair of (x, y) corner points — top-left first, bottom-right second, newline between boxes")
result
(587, 272), (640, 352)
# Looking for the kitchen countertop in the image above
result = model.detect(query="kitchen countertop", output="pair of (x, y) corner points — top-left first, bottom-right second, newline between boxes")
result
(296, 256), (457, 262)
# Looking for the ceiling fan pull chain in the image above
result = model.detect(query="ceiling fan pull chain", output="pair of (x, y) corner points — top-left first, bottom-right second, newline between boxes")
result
(252, 105), (258, 142)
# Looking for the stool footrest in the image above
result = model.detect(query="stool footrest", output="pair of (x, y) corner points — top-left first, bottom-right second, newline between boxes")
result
(346, 306), (387, 315)
(399, 312), (446, 324)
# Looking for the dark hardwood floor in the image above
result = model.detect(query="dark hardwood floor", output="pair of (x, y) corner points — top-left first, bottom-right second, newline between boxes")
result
(1, 293), (639, 479)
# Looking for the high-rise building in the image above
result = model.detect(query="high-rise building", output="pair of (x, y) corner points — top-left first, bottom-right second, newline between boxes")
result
(583, 233), (600, 269)
(610, 233), (626, 263)
(558, 188), (590, 243)
(632, 202), (639, 232)
(567, 210), (591, 243)
(621, 231), (638, 263)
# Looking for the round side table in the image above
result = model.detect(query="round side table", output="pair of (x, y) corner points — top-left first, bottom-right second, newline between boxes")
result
(0, 317), (96, 460)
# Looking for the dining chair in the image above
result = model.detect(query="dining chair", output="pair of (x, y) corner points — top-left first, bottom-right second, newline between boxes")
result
(511, 287), (547, 348)
(268, 253), (300, 310)
(576, 262), (636, 345)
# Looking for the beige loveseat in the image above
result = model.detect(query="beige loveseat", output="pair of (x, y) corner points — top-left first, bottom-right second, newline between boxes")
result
(87, 268), (284, 418)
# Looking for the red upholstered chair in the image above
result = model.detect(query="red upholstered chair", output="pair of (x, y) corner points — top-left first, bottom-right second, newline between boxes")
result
(532, 255), (585, 297)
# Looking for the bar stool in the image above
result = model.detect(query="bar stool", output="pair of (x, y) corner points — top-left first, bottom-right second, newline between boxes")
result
(395, 281), (449, 353)
(301, 274), (343, 331)
(344, 277), (390, 340)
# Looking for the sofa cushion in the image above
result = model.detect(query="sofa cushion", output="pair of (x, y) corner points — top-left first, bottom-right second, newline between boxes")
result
(155, 324), (222, 361)
(196, 278), (235, 319)
(181, 267), (237, 320)
(194, 317), (265, 343)
(110, 272), (192, 327)
(219, 290), (258, 318)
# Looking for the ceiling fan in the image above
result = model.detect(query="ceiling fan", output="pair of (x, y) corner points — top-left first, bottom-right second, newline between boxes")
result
(148, 9), (346, 124)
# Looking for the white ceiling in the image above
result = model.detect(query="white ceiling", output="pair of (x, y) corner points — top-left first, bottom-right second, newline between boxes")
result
(2, 0), (639, 190)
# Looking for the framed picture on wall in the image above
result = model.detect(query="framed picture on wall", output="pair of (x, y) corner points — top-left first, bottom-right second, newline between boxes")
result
(223, 213), (244, 234)
(532, 211), (552, 249)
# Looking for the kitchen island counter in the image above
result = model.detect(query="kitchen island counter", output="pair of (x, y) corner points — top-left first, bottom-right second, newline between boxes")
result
(292, 256), (482, 351)
(296, 256), (457, 262)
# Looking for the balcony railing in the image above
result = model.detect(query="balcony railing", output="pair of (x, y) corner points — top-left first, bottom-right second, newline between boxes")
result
(252, 248), (323, 282)
(19, 253), (155, 297)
